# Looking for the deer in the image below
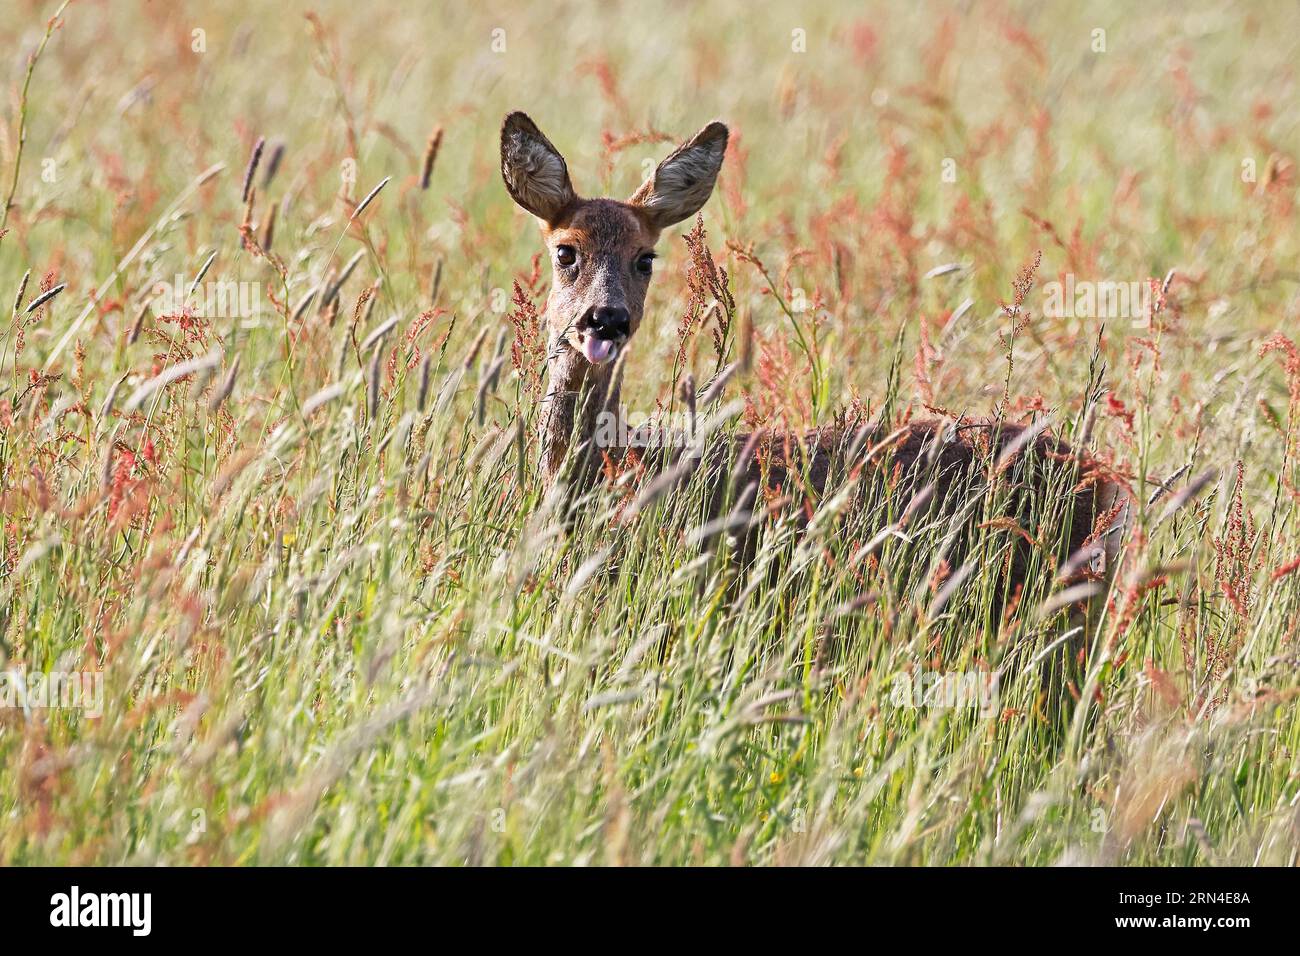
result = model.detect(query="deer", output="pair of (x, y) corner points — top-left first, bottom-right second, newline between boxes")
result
(499, 111), (1128, 653)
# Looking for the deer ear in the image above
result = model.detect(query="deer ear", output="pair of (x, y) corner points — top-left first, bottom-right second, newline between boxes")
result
(629, 121), (728, 230)
(501, 112), (577, 224)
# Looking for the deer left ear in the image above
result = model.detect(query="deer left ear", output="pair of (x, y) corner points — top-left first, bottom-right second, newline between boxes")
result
(628, 121), (728, 230)
(501, 112), (578, 224)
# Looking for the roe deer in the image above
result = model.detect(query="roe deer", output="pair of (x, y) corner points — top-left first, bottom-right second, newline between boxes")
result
(499, 111), (1128, 622)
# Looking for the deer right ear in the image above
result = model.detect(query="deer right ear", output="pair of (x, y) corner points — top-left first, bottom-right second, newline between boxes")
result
(500, 112), (577, 225)
(628, 121), (728, 230)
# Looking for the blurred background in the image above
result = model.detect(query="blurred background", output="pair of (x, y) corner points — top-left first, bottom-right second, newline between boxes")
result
(2, 0), (1295, 432)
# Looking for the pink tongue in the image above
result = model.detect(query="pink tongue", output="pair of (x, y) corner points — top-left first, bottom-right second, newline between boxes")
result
(581, 337), (615, 364)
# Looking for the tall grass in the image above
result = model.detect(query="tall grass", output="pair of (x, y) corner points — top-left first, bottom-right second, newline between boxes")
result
(0, 0), (1297, 865)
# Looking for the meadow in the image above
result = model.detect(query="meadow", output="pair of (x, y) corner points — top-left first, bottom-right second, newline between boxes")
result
(1, 0), (1298, 865)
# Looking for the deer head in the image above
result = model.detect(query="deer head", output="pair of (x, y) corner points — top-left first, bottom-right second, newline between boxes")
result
(500, 112), (728, 376)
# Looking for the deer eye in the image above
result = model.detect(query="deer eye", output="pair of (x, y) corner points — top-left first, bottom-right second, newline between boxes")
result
(635, 252), (655, 276)
(555, 245), (577, 269)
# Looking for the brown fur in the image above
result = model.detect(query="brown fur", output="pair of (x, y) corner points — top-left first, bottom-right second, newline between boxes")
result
(602, 417), (1116, 585)
(501, 112), (1126, 607)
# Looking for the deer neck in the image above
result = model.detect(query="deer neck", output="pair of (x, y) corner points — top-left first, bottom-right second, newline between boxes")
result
(538, 337), (621, 483)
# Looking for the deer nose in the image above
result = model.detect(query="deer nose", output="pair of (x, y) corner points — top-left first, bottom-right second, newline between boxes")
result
(588, 305), (630, 339)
